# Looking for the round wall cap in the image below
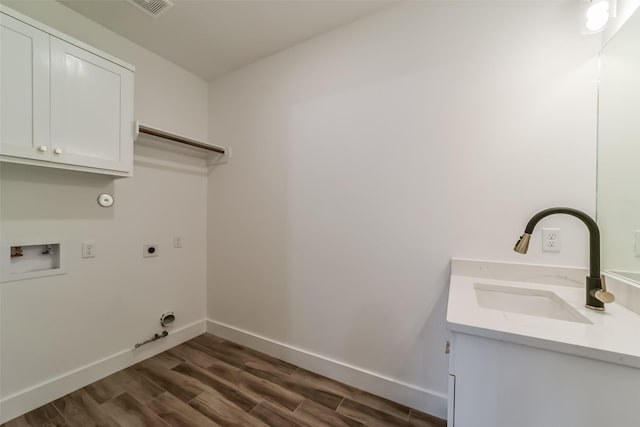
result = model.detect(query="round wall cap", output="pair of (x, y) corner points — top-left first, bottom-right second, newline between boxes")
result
(97, 194), (114, 207)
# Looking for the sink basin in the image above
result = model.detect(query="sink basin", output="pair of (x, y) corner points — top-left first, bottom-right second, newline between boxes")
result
(474, 283), (592, 324)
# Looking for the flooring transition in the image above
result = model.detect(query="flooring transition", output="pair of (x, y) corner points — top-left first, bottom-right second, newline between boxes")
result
(2, 333), (446, 427)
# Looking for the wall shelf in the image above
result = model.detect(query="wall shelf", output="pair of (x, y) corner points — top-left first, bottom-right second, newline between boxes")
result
(135, 122), (228, 156)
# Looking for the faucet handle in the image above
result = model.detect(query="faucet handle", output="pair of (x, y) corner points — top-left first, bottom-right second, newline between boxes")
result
(595, 275), (615, 304)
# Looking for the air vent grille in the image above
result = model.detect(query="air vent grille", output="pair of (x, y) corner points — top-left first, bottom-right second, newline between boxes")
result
(127, 0), (174, 17)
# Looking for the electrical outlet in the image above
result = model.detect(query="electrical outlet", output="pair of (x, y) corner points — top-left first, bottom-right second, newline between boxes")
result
(173, 236), (182, 248)
(82, 242), (96, 258)
(634, 231), (640, 256)
(143, 244), (158, 258)
(542, 228), (561, 253)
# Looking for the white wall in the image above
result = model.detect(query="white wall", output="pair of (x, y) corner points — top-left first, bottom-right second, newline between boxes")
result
(0, 1), (209, 421)
(603, 0), (640, 44)
(207, 1), (599, 417)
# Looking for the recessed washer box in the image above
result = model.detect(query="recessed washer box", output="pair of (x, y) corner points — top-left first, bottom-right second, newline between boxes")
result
(1, 240), (67, 283)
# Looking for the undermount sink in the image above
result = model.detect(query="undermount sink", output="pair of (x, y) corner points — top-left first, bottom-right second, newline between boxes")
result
(474, 283), (592, 324)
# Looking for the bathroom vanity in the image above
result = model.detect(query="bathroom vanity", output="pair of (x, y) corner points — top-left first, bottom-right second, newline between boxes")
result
(446, 259), (640, 427)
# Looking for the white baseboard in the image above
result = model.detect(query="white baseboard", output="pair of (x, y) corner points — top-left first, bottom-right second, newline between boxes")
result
(206, 319), (448, 420)
(0, 320), (206, 424)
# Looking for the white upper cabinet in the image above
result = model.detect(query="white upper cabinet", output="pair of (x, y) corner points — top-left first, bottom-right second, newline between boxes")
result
(0, 14), (50, 160)
(50, 37), (133, 172)
(0, 7), (135, 176)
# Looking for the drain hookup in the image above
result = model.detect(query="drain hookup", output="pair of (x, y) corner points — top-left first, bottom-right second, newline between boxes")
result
(134, 311), (176, 349)
(134, 330), (169, 349)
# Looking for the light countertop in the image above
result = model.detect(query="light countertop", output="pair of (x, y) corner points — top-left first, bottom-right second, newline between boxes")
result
(447, 259), (640, 368)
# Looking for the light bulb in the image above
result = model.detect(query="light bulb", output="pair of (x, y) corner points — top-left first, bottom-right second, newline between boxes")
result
(586, 0), (610, 32)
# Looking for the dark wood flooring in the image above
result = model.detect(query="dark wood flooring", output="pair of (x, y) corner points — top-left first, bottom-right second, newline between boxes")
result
(2, 333), (446, 427)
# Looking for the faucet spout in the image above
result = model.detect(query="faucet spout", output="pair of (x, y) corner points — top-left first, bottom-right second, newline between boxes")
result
(514, 207), (613, 311)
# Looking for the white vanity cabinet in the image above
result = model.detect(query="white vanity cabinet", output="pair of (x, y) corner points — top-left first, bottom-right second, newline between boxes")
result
(447, 260), (640, 427)
(0, 7), (134, 176)
(448, 332), (640, 427)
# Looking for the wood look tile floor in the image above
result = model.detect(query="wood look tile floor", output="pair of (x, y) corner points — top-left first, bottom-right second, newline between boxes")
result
(2, 334), (446, 427)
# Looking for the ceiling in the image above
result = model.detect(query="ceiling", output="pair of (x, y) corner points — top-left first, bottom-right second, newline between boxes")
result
(57, 0), (391, 81)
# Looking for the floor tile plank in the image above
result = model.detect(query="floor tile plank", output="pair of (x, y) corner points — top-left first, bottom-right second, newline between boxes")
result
(290, 368), (358, 398)
(291, 369), (411, 420)
(408, 408), (448, 427)
(100, 393), (168, 427)
(204, 361), (304, 411)
(337, 398), (413, 427)
(189, 389), (269, 427)
(3, 403), (69, 427)
(191, 335), (297, 375)
(166, 343), (218, 369)
(172, 362), (260, 412)
(187, 341), (243, 369)
(132, 359), (203, 402)
(350, 388), (412, 421)
(84, 375), (126, 405)
(53, 389), (120, 427)
(147, 393), (219, 427)
(1, 417), (31, 427)
(113, 367), (166, 404)
(295, 398), (364, 426)
(204, 358), (244, 384)
(249, 400), (309, 427)
(144, 350), (185, 370)
(244, 361), (343, 410)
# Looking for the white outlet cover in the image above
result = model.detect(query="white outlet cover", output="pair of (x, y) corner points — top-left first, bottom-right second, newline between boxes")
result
(634, 231), (640, 256)
(542, 227), (561, 253)
(82, 242), (96, 258)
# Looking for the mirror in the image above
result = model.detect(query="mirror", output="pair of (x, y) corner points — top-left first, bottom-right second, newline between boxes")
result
(597, 7), (640, 283)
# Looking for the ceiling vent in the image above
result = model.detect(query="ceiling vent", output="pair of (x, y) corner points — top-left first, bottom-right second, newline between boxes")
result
(126, 0), (174, 18)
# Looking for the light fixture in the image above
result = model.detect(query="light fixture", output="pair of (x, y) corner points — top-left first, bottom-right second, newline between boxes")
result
(586, 0), (611, 32)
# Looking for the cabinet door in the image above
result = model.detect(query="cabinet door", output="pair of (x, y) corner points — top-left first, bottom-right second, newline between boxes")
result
(0, 13), (50, 160)
(50, 37), (133, 173)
